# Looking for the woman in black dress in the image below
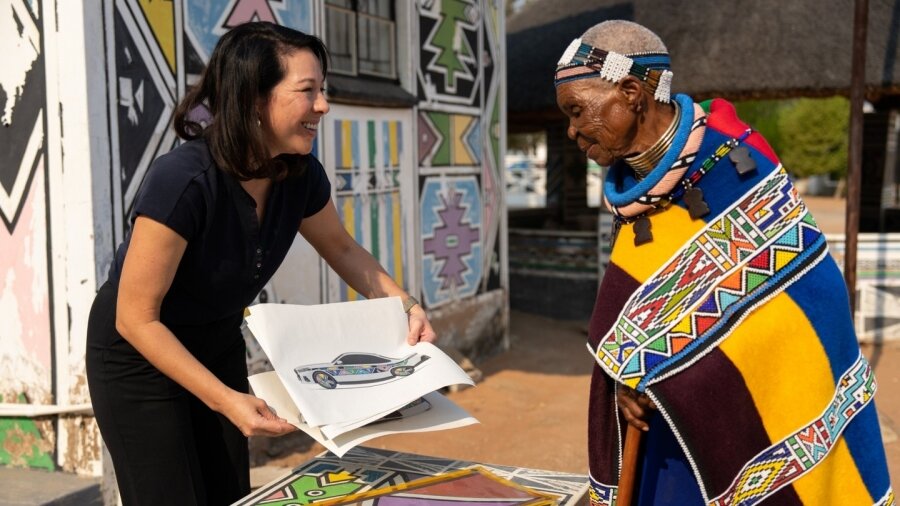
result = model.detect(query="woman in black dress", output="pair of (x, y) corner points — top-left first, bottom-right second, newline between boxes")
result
(86, 22), (434, 506)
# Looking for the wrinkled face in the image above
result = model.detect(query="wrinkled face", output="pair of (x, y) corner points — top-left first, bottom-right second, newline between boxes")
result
(261, 48), (329, 157)
(556, 79), (638, 167)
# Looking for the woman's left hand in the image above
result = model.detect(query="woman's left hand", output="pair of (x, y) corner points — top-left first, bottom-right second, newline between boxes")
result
(406, 306), (437, 345)
(617, 384), (656, 431)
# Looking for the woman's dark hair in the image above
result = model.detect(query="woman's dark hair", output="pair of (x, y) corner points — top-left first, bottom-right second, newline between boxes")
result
(173, 22), (328, 180)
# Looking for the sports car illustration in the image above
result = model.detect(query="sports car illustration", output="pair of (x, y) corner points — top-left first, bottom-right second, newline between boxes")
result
(294, 352), (430, 389)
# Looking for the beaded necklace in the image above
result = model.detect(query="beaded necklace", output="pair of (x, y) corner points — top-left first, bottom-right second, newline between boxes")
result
(604, 94), (696, 209)
(610, 127), (756, 247)
(624, 101), (681, 180)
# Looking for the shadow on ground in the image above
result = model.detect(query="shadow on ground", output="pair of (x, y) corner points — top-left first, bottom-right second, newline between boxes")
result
(479, 311), (594, 378)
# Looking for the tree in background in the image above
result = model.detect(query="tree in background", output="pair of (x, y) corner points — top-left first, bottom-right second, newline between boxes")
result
(734, 99), (788, 156)
(736, 96), (849, 180)
(778, 96), (849, 179)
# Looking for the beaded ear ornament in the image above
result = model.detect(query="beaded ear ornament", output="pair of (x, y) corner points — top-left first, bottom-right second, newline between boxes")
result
(554, 37), (674, 103)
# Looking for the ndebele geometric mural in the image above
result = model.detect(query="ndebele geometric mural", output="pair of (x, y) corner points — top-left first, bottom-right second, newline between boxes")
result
(420, 176), (483, 308)
(417, 0), (481, 107)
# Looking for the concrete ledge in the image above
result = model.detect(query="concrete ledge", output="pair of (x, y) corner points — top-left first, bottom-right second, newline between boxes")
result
(0, 467), (101, 506)
(427, 289), (507, 361)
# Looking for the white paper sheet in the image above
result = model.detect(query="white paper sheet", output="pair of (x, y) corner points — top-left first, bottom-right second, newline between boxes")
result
(245, 298), (475, 427)
(248, 371), (478, 457)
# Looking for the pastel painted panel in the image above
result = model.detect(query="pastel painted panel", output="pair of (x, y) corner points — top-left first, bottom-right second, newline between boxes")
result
(137, 0), (177, 72)
(417, 111), (481, 167)
(420, 176), (483, 307)
(185, 0), (312, 61)
(0, 166), (53, 404)
(333, 118), (408, 301)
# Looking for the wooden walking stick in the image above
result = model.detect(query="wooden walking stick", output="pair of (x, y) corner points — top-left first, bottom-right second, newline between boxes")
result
(617, 424), (644, 506)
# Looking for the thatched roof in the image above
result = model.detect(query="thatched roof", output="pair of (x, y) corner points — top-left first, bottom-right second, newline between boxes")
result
(507, 0), (900, 118)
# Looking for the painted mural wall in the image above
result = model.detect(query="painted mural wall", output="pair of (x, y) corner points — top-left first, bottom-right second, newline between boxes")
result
(1, 0), (505, 482)
(1, 0), (107, 475)
(105, 0), (180, 244)
(1, 0), (56, 471)
(416, 0), (505, 309)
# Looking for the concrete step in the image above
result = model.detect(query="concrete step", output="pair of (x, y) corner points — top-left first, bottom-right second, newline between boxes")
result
(0, 467), (101, 506)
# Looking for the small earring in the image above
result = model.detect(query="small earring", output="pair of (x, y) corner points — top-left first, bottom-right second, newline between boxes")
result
(257, 116), (261, 128)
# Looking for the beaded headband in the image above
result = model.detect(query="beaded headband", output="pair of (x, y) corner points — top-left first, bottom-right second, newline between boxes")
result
(554, 37), (674, 103)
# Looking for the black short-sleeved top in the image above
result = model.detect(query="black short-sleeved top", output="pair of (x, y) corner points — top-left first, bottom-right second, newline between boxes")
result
(107, 139), (331, 325)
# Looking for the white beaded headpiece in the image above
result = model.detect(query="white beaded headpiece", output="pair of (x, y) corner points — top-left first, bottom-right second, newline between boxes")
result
(554, 37), (674, 103)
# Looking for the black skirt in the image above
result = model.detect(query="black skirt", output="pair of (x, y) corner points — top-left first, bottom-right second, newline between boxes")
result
(86, 281), (250, 506)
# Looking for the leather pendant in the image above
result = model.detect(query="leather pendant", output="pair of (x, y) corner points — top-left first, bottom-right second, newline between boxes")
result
(729, 146), (756, 175)
(633, 216), (652, 246)
(685, 186), (710, 219)
(610, 220), (622, 248)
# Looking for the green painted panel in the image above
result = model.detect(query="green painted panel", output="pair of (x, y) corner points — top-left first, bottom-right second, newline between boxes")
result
(0, 418), (55, 470)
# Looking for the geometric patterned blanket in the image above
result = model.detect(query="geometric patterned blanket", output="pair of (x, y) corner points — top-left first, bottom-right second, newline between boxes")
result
(585, 97), (894, 506)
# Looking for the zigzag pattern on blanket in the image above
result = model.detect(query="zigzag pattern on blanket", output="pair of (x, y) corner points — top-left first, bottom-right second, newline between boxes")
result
(594, 167), (826, 388)
(587, 475), (616, 506)
(710, 353), (876, 506)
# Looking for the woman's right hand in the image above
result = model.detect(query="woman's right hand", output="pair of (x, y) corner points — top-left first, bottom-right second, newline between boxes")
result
(219, 390), (297, 437)
(617, 384), (656, 432)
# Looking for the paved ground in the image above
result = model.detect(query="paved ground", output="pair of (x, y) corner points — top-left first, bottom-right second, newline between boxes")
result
(0, 467), (101, 505)
(252, 196), (899, 490)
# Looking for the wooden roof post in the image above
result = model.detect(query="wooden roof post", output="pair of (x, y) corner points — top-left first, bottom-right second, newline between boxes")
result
(845, 0), (869, 314)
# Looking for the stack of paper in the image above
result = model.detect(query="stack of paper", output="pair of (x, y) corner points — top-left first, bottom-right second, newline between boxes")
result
(244, 297), (478, 456)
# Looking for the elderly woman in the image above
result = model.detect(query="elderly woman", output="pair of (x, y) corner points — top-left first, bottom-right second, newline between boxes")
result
(556, 20), (893, 505)
(86, 22), (434, 505)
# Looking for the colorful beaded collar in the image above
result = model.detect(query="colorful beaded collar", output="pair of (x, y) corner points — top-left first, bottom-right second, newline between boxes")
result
(606, 103), (757, 247)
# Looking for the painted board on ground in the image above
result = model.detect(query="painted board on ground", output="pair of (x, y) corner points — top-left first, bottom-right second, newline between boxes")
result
(233, 446), (589, 506)
(311, 466), (557, 506)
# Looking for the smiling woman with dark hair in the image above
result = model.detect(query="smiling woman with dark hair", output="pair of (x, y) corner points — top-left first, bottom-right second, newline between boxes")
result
(173, 22), (330, 181)
(85, 21), (434, 506)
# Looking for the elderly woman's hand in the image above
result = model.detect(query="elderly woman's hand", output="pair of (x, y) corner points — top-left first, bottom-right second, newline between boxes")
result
(617, 384), (656, 431)
(406, 305), (437, 345)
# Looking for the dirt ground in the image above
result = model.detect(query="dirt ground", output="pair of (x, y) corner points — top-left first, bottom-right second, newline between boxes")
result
(254, 310), (900, 484)
(865, 340), (900, 484)
(252, 196), (899, 486)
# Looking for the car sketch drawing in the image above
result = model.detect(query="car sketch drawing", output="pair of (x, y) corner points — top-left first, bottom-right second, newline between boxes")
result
(294, 352), (431, 389)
